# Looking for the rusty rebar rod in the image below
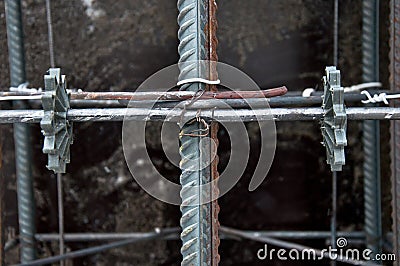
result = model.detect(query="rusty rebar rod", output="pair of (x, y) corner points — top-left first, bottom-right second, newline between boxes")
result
(0, 87), (287, 101)
(207, 0), (220, 264)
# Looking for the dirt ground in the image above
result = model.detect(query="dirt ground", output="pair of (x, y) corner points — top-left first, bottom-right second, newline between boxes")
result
(0, 0), (392, 265)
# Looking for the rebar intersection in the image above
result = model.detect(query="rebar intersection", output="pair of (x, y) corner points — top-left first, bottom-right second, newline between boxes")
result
(2, 0), (400, 265)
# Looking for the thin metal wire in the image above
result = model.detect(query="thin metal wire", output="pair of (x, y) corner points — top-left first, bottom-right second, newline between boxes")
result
(45, 0), (55, 68)
(330, 171), (337, 266)
(331, 3), (339, 265)
(57, 173), (65, 266)
(45, 0), (65, 262)
(333, 0), (339, 66)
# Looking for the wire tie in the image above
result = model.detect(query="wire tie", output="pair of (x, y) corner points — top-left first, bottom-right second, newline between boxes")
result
(177, 78), (221, 86)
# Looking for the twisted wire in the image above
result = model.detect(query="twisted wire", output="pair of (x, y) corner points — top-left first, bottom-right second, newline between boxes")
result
(362, 0), (382, 257)
(177, 0), (211, 265)
(5, 0), (36, 262)
(390, 0), (400, 261)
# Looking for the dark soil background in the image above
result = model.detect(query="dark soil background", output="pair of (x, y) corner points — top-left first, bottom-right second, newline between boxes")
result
(0, 0), (392, 265)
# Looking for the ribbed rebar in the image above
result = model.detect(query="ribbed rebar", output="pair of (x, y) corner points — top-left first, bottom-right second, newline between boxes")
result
(177, 0), (211, 265)
(390, 0), (400, 262)
(0, 130), (4, 266)
(362, 0), (382, 258)
(5, 0), (36, 262)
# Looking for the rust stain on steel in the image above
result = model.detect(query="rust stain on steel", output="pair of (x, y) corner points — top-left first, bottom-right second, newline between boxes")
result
(206, 0), (220, 264)
(210, 121), (220, 265)
(206, 87), (287, 99)
(68, 87), (287, 101)
(390, 0), (400, 262)
(1, 87), (288, 101)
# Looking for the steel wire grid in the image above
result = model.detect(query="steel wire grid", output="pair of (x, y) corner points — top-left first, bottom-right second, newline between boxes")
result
(1, 0), (399, 265)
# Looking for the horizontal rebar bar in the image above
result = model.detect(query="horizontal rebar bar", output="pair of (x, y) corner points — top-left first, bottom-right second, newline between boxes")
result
(34, 231), (367, 242)
(15, 228), (180, 266)
(12, 228), (393, 265)
(0, 107), (399, 124)
(0, 87), (287, 101)
(23, 92), (395, 109)
(2, 91), (395, 109)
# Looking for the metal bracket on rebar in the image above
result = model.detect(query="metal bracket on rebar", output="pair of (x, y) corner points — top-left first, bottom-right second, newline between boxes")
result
(40, 68), (73, 173)
(321, 66), (347, 172)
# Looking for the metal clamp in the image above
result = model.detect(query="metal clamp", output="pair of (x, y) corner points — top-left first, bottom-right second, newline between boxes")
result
(40, 68), (73, 173)
(321, 66), (347, 171)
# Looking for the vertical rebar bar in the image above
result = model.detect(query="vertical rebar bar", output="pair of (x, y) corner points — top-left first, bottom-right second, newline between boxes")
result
(5, 0), (36, 263)
(362, 0), (383, 259)
(207, 1), (220, 265)
(177, 0), (212, 265)
(0, 130), (4, 266)
(390, 0), (400, 263)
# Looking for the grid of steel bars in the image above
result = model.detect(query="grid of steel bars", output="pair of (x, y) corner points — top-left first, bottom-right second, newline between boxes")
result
(1, 0), (399, 265)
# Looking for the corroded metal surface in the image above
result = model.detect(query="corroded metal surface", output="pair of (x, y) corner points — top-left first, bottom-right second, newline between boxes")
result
(0, 87), (288, 100)
(207, 1), (220, 264)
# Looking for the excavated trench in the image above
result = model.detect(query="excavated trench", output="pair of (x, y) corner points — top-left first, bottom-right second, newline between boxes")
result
(0, 0), (391, 265)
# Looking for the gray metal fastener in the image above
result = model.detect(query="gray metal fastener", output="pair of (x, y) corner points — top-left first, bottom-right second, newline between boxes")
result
(321, 66), (348, 172)
(40, 68), (73, 173)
